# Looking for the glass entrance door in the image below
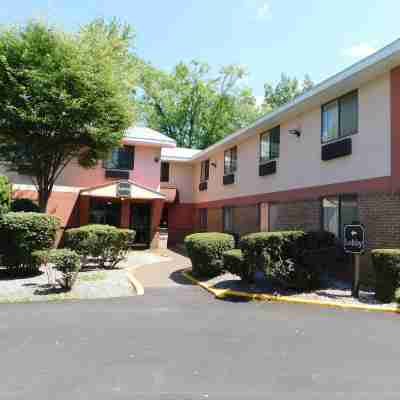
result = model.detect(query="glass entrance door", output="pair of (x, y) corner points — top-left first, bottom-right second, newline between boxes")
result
(130, 203), (151, 246)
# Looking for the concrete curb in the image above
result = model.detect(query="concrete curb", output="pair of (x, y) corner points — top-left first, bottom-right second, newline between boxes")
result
(126, 269), (144, 296)
(182, 269), (400, 314)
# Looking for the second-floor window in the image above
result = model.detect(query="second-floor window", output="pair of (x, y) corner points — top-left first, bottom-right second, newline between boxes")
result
(322, 91), (358, 143)
(160, 162), (170, 182)
(260, 126), (280, 163)
(200, 160), (210, 182)
(103, 147), (134, 170)
(224, 146), (237, 175)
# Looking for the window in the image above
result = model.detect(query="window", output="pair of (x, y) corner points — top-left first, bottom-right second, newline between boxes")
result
(223, 207), (233, 232)
(260, 126), (280, 163)
(200, 159), (210, 182)
(321, 194), (359, 239)
(103, 147), (134, 170)
(224, 146), (237, 175)
(322, 91), (358, 143)
(160, 162), (170, 182)
(199, 208), (208, 230)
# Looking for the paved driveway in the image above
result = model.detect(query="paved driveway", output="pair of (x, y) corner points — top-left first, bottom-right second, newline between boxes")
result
(1, 284), (399, 399)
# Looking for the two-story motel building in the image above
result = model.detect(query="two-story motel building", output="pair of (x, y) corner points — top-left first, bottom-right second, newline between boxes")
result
(4, 39), (400, 264)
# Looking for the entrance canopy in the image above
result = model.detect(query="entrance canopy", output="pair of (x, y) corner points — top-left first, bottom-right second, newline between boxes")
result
(80, 180), (166, 201)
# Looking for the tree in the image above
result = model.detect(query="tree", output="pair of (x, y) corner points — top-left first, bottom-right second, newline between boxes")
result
(138, 61), (262, 149)
(263, 73), (314, 112)
(0, 19), (139, 211)
(0, 175), (11, 214)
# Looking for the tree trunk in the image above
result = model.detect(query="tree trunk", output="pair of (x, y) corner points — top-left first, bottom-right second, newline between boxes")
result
(38, 188), (50, 213)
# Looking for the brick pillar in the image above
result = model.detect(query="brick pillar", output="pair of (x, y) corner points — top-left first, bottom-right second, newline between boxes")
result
(120, 199), (130, 228)
(79, 196), (90, 226)
(150, 199), (165, 249)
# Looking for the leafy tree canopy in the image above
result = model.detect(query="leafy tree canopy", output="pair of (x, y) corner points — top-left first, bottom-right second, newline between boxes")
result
(138, 60), (262, 149)
(262, 73), (314, 112)
(0, 19), (139, 210)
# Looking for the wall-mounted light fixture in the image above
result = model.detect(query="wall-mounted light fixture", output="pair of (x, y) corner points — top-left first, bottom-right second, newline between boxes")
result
(154, 157), (160, 163)
(289, 129), (301, 138)
(211, 161), (217, 168)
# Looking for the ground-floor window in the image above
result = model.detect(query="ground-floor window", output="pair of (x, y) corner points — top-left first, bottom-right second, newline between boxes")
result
(321, 194), (359, 239)
(223, 207), (233, 232)
(89, 198), (121, 226)
(199, 208), (208, 230)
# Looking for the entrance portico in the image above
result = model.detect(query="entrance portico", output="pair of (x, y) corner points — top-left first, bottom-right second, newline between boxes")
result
(78, 180), (166, 248)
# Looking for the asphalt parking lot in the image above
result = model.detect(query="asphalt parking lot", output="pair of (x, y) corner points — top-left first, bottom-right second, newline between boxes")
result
(1, 285), (399, 399)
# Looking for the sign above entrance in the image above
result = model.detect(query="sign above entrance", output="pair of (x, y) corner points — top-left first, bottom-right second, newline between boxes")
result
(343, 224), (366, 254)
(117, 181), (131, 198)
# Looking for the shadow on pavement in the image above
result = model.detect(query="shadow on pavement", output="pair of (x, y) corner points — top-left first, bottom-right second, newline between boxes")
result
(169, 269), (195, 286)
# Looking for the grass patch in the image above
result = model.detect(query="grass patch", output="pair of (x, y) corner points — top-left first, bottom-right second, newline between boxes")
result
(79, 271), (107, 282)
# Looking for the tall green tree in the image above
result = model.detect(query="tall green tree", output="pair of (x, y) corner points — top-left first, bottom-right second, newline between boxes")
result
(0, 19), (139, 211)
(263, 73), (314, 112)
(138, 61), (262, 149)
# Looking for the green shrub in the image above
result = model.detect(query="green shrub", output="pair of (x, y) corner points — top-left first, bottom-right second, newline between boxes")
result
(64, 224), (135, 268)
(222, 249), (254, 282)
(10, 198), (41, 213)
(240, 231), (304, 275)
(371, 249), (400, 302)
(0, 175), (11, 214)
(33, 249), (81, 290)
(184, 232), (235, 278)
(240, 230), (335, 291)
(0, 212), (59, 273)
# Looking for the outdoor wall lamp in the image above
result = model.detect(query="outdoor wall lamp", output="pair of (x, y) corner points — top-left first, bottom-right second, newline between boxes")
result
(211, 161), (217, 168)
(154, 156), (160, 163)
(289, 129), (301, 137)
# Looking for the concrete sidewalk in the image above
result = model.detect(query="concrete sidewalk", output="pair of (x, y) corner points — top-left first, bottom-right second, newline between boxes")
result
(131, 249), (192, 288)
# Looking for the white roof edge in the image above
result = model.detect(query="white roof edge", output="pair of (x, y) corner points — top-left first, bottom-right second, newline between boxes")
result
(123, 137), (176, 147)
(190, 37), (400, 162)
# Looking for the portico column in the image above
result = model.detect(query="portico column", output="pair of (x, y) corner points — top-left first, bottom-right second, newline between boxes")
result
(79, 196), (90, 226)
(120, 199), (130, 229)
(150, 199), (165, 249)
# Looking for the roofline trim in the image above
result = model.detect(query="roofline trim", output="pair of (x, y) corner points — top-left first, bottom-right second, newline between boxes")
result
(190, 37), (400, 161)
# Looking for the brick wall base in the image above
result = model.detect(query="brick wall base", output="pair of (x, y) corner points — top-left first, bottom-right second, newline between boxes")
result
(269, 200), (321, 232)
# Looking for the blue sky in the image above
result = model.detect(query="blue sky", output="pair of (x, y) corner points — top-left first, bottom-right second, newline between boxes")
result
(1, 1), (400, 100)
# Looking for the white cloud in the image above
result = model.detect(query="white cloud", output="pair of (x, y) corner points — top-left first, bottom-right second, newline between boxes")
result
(342, 42), (378, 58)
(256, 2), (272, 20)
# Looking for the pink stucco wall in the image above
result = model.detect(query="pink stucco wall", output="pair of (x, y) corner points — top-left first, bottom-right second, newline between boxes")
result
(57, 146), (162, 190)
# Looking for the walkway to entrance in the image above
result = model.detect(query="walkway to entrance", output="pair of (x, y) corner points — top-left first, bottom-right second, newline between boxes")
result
(129, 249), (191, 289)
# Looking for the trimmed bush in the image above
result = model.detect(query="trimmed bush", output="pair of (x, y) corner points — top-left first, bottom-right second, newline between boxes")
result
(0, 212), (59, 273)
(223, 249), (254, 282)
(64, 224), (135, 268)
(33, 249), (81, 290)
(240, 230), (335, 291)
(371, 249), (400, 302)
(0, 175), (11, 214)
(240, 231), (304, 274)
(184, 232), (235, 278)
(10, 198), (41, 213)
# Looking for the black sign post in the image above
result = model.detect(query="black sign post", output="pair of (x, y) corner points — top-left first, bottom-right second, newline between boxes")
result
(343, 224), (366, 299)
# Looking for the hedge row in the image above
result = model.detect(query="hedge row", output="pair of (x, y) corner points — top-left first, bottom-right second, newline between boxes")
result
(184, 232), (235, 277)
(64, 224), (135, 268)
(0, 212), (60, 273)
(371, 249), (400, 302)
(185, 230), (337, 290)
